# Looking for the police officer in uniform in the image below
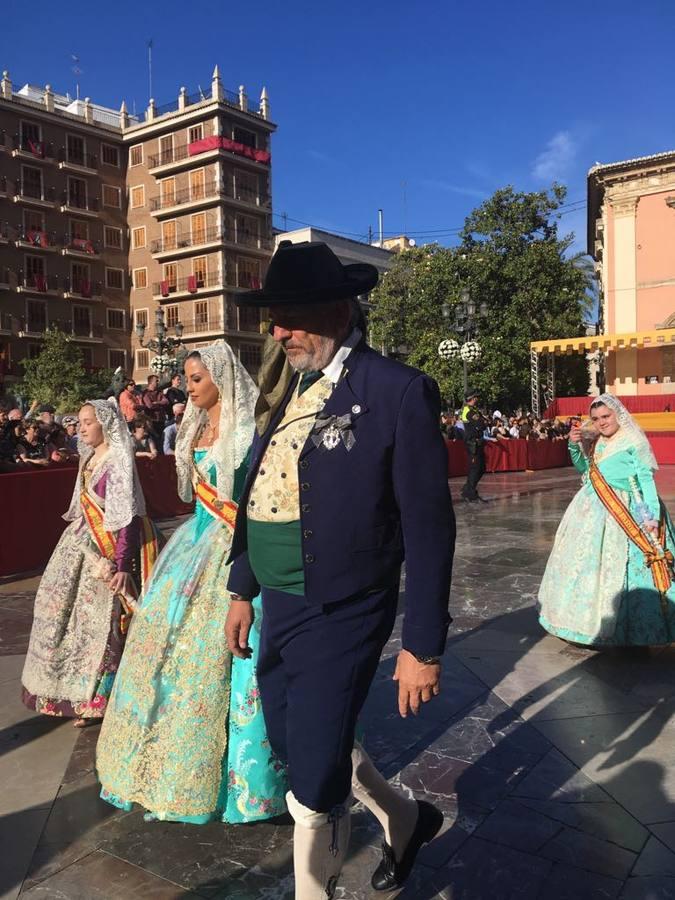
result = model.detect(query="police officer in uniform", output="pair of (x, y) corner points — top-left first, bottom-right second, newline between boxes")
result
(225, 242), (455, 899)
(460, 389), (487, 502)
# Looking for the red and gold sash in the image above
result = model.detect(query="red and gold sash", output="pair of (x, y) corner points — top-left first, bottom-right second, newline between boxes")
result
(193, 475), (238, 531)
(80, 490), (160, 631)
(588, 460), (673, 594)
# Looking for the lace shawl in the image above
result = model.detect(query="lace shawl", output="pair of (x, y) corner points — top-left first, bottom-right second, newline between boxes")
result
(63, 397), (146, 531)
(175, 340), (258, 503)
(590, 393), (658, 470)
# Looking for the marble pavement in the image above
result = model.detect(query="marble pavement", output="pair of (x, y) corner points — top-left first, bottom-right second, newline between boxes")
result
(3, 468), (675, 898)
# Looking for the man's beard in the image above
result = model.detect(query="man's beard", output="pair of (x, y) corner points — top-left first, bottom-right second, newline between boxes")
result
(284, 335), (340, 373)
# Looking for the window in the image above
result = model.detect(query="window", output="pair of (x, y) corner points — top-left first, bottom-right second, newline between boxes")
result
(239, 305), (261, 333)
(136, 348), (150, 369)
(20, 121), (41, 152)
(25, 255), (45, 283)
(131, 227), (146, 250)
(28, 343), (42, 359)
(21, 165), (42, 199)
(195, 300), (209, 329)
(160, 178), (176, 207)
(163, 263), (177, 291)
(236, 214), (259, 247)
(130, 144), (143, 167)
(68, 177), (87, 209)
(240, 342), (262, 371)
(73, 305), (92, 337)
(81, 347), (94, 369)
(104, 226), (122, 249)
(237, 256), (261, 289)
(130, 185), (145, 209)
(107, 308), (125, 330)
(159, 135), (174, 166)
(193, 256), (207, 288)
(190, 169), (206, 200)
(135, 309), (149, 329)
(23, 209), (44, 233)
(106, 268), (124, 290)
(161, 220), (177, 251)
(233, 127), (256, 148)
(102, 184), (121, 208)
(109, 349), (127, 369)
(235, 170), (258, 204)
(70, 262), (91, 295)
(133, 268), (148, 290)
(191, 213), (207, 244)
(189, 124), (204, 143)
(69, 218), (89, 240)
(166, 305), (180, 328)
(27, 299), (47, 333)
(67, 134), (85, 166)
(101, 144), (120, 167)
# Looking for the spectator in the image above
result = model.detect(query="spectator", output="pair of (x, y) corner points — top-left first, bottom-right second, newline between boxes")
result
(142, 375), (169, 441)
(119, 379), (142, 425)
(15, 422), (50, 467)
(60, 416), (80, 458)
(165, 374), (187, 411)
(8, 408), (22, 422)
(162, 403), (185, 455)
(0, 403), (17, 471)
(131, 418), (158, 459)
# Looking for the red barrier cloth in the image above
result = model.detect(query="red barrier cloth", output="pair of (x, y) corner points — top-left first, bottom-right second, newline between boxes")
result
(648, 436), (675, 465)
(188, 135), (271, 165)
(526, 440), (572, 470)
(0, 456), (193, 577)
(445, 438), (572, 478)
(546, 396), (675, 417)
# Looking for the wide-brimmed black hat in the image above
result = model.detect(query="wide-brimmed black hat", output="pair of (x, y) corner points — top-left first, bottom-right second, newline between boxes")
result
(234, 240), (379, 308)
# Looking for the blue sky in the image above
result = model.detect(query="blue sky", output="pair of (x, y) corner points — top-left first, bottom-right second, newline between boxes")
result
(4, 0), (675, 252)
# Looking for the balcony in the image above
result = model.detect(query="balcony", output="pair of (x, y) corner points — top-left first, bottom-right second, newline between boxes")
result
(0, 267), (11, 288)
(152, 269), (223, 300)
(180, 315), (225, 337)
(0, 175), (7, 198)
(12, 135), (57, 164)
(17, 273), (61, 295)
(62, 236), (102, 257)
(151, 225), (224, 259)
(149, 179), (270, 217)
(13, 181), (57, 208)
(148, 136), (271, 175)
(64, 278), (103, 300)
(17, 319), (104, 342)
(15, 228), (60, 252)
(60, 192), (100, 217)
(0, 312), (13, 333)
(0, 221), (10, 243)
(57, 148), (98, 174)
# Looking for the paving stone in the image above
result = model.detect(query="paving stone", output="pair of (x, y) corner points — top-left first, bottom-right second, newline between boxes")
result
(635, 837), (675, 877)
(539, 826), (636, 879)
(621, 875), (675, 899)
(652, 824), (675, 855)
(512, 748), (612, 804)
(475, 797), (562, 853)
(517, 798), (648, 852)
(537, 862), (623, 898)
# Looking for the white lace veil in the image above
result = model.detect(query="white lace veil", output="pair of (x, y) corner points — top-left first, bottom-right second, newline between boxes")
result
(64, 397), (146, 530)
(175, 340), (258, 503)
(590, 393), (658, 471)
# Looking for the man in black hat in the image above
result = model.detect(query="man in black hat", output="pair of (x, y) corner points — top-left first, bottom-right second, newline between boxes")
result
(225, 241), (455, 899)
(460, 389), (487, 503)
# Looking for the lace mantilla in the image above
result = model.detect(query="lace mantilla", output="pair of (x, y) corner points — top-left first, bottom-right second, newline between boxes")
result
(591, 393), (658, 471)
(175, 341), (258, 502)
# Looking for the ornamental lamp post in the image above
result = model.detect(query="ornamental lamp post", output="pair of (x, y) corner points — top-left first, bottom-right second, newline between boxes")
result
(136, 307), (187, 378)
(438, 289), (487, 397)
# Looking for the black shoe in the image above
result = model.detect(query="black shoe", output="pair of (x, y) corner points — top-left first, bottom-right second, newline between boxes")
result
(476, 495), (489, 503)
(371, 800), (444, 891)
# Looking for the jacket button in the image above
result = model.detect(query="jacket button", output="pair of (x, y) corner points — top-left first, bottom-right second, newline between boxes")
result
(299, 459), (309, 470)
(303, 529), (313, 539)
(305, 553), (315, 563)
(301, 482), (310, 491)
(301, 504), (311, 513)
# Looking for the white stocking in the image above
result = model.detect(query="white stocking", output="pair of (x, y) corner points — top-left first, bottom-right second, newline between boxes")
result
(286, 790), (351, 900)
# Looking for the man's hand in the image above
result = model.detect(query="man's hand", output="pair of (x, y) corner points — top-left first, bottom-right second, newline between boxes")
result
(109, 571), (137, 601)
(393, 649), (441, 718)
(225, 596), (254, 659)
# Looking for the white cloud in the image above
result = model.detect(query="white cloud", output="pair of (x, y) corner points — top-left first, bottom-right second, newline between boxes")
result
(532, 131), (577, 181)
(420, 178), (487, 200)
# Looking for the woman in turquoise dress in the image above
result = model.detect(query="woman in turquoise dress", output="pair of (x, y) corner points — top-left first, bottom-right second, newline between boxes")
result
(97, 341), (288, 823)
(539, 394), (675, 647)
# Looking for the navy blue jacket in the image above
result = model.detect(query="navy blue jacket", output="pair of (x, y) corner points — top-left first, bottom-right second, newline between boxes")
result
(227, 341), (455, 657)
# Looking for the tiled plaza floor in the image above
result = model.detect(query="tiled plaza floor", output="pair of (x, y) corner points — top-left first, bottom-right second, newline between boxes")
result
(3, 467), (675, 899)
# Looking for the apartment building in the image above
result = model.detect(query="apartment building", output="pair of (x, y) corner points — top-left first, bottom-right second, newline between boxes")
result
(0, 65), (275, 385)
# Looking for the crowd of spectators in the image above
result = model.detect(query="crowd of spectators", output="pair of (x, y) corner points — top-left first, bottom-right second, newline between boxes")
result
(441, 409), (576, 443)
(0, 373), (188, 473)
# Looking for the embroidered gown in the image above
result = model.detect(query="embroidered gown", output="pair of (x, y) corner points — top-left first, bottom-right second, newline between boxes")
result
(97, 449), (287, 824)
(539, 437), (675, 646)
(21, 456), (141, 718)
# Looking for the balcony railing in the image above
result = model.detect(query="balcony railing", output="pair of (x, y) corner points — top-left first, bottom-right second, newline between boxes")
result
(0, 175), (6, 193)
(64, 278), (102, 298)
(181, 316), (224, 334)
(64, 236), (101, 255)
(19, 272), (60, 292)
(150, 178), (269, 212)
(15, 227), (59, 249)
(60, 191), (99, 212)
(0, 267), (11, 285)
(0, 221), (10, 240)
(148, 137), (270, 169)
(14, 181), (57, 203)
(58, 148), (98, 169)
(13, 135), (57, 159)
(153, 270), (222, 296)
(151, 224), (222, 253)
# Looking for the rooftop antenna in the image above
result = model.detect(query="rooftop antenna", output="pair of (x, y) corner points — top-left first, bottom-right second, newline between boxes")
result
(402, 179), (407, 235)
(70, 54), (82, 101)
(147, 39), (153, 101)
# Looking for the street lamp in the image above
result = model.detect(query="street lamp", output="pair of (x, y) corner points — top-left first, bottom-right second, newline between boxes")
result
(439, 290), (488, 396)
(136, 307), (187, 375)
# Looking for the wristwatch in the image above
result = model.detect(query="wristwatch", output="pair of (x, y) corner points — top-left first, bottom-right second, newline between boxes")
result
(413, 653), (441, 665)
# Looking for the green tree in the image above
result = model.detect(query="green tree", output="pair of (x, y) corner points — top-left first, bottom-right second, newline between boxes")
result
(369, 184), (593, 410)
(19, 328), (113, 412)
